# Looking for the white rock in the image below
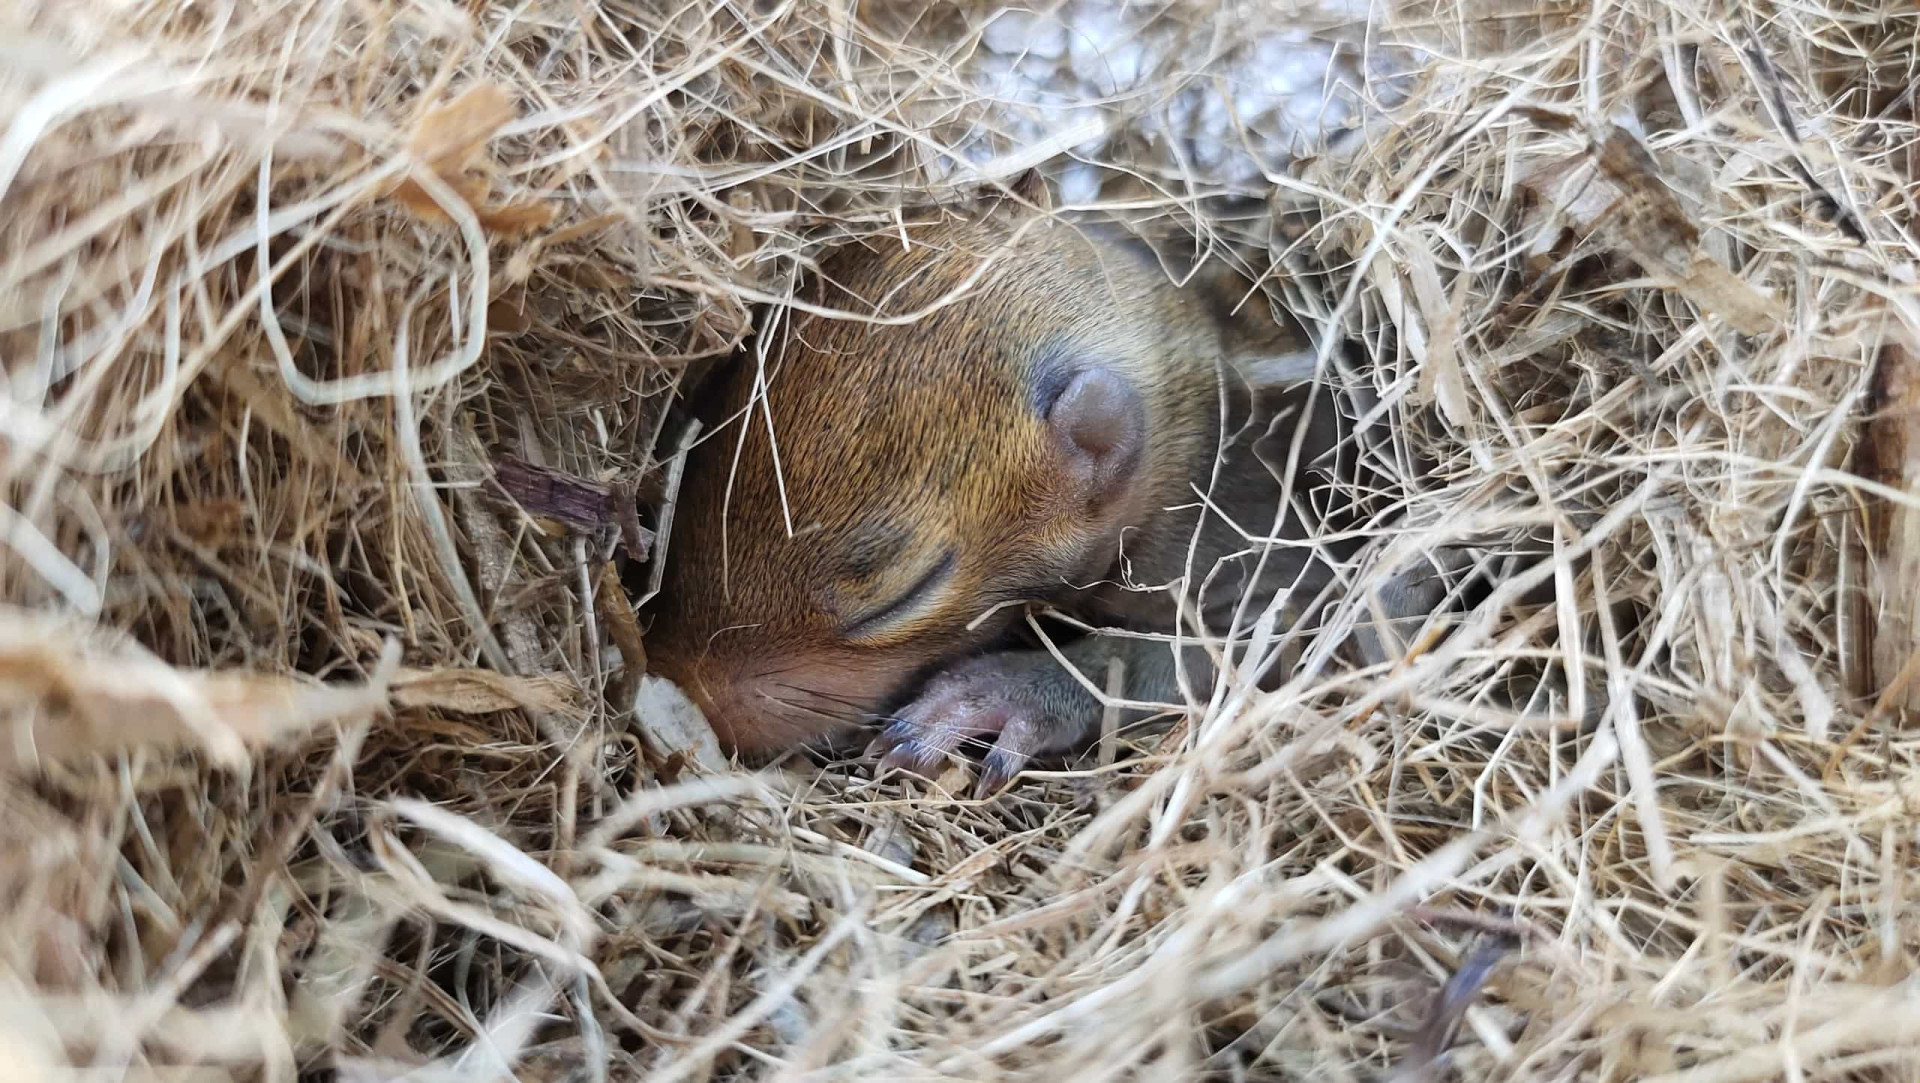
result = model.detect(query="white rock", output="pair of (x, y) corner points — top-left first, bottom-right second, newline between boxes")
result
(982, 8), (1069, 60)
(1064, 3), (1152, 92)
(951, 0), (1379, 192)
(631, 674), (727, 773)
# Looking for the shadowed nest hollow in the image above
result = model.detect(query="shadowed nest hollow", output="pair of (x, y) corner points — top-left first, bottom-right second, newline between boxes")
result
(2, 0), (1918, 1080)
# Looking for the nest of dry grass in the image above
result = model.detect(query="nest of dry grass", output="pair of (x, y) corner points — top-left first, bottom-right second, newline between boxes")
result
(2, 0), (1917, 1079)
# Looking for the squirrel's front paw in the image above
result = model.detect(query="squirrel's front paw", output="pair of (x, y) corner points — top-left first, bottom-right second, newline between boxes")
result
(866, 652), (1100, 795)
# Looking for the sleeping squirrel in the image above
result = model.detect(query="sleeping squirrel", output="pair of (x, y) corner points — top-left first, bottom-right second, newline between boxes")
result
(646, 178), (1463, 792)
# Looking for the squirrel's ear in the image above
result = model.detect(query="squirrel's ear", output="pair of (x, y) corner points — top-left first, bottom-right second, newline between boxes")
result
(1008, 167), (1050, 207)
(1039, 365), (1144, 511)
(973, 167), (1053, 219)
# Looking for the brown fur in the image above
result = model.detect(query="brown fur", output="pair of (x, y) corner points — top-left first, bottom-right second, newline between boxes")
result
(647, 200), (1359, 778)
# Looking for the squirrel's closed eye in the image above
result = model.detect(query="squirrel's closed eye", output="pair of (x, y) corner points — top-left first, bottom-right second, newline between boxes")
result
(841, 550), (956, 640)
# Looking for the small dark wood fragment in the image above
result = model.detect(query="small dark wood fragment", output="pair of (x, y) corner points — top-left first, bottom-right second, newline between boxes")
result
(490, 455), (655, 562)
(1850, 342), (1920, 712)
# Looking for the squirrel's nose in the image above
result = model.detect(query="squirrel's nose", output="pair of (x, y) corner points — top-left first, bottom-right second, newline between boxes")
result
(655, 645), (929, 757)
(644, 648), (806, 757)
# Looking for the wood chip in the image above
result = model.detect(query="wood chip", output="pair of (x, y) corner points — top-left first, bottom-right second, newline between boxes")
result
(491, 456), (654, 562)
(1520, 125), (1784, 336)
(387, 83), (555, 236)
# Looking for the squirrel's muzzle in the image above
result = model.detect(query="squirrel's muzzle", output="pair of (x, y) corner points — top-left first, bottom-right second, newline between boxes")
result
(648, 641), (917, 757)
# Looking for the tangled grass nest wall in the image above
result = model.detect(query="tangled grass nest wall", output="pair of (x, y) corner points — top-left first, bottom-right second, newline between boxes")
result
(1, 0), (1917, 1079)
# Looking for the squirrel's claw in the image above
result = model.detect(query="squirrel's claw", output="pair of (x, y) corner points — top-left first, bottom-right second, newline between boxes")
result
(976, 714), (1057, 796)
(868, 655), (1093, 794)
(866, 691), (1009, 784)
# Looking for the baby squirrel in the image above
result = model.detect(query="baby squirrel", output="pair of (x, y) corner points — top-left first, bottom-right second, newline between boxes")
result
(647, 179), (1443, 792)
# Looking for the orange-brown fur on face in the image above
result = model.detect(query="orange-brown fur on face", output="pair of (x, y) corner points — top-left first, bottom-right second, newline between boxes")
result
(647, 207), (1257, 754)
(638, 173), (1375, 769)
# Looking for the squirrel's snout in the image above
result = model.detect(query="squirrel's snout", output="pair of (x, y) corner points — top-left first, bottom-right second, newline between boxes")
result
(651, 646), (911, 757)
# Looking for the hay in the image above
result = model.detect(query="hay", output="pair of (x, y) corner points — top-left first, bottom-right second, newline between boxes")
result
(1, 0), (1917, 1079)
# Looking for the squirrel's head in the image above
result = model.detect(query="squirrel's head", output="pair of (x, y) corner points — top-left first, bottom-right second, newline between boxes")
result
(647, 192), (1309, 755)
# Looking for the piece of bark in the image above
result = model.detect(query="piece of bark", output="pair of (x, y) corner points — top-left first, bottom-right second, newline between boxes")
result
(1517, 125), (1783, 336)
(491, 456), (654, 562)
(597, 560), (648, 704)
(1853, 341), (1920, 713)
